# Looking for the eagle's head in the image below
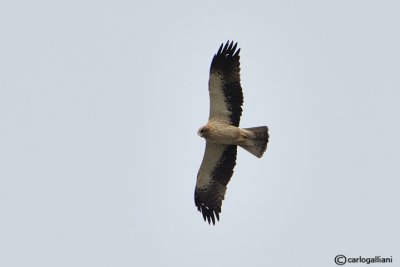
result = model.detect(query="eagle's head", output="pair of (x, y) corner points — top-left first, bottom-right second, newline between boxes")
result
(197, 125), (210, 138)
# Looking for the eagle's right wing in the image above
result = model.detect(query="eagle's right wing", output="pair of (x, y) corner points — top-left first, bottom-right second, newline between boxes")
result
(195, 142), (237, 224)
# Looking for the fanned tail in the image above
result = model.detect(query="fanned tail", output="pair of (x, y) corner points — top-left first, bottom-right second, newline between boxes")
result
(240, 126), (269, 158)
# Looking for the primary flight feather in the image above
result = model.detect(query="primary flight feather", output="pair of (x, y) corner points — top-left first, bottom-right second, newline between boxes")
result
(195, 41), (269, 225)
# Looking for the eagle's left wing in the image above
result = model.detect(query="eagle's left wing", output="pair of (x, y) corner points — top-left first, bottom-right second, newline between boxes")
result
(195, 142), (237, 224)
(208, 41), (243, 126)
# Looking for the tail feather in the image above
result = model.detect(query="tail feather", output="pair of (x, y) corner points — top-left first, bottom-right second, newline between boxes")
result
(240, 126), (269, 158)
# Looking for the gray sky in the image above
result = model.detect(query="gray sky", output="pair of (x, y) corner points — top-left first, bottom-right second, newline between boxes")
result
(1, 1), (399, 266)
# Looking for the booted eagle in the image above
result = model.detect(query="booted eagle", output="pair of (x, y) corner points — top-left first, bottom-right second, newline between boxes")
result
(195, 41), (269, 225)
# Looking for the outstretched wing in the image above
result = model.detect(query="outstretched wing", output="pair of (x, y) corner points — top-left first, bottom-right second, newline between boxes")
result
(195, 143), (237, 224)
(208, 41), (243, 126)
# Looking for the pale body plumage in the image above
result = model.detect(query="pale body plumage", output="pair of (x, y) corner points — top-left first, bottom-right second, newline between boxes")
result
(198, 119), (246, 145)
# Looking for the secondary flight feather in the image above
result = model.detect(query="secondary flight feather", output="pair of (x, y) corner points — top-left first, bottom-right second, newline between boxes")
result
(195, 41), (269, 225)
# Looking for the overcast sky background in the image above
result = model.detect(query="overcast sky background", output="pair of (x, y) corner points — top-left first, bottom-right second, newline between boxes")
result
(1, 1), (399, 266)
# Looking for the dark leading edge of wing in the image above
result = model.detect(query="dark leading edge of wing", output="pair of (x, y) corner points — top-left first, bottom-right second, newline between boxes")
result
(210, 41), (244, 126)
(195, 145), (237, 224)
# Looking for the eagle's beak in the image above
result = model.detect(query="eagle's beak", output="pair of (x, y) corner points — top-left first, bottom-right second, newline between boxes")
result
(198, 126), (207, 137)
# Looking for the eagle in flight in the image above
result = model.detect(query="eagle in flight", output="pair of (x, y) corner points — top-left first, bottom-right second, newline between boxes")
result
(195, 41), (269, 225)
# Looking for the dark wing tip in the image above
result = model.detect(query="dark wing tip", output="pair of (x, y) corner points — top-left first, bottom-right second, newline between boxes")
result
(194, 191), (222, 225)
(195, 202), (220, 225)
(217, 42), (224, 54)
(210, 40), (241, 81)
(215, 40), (240, 59)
